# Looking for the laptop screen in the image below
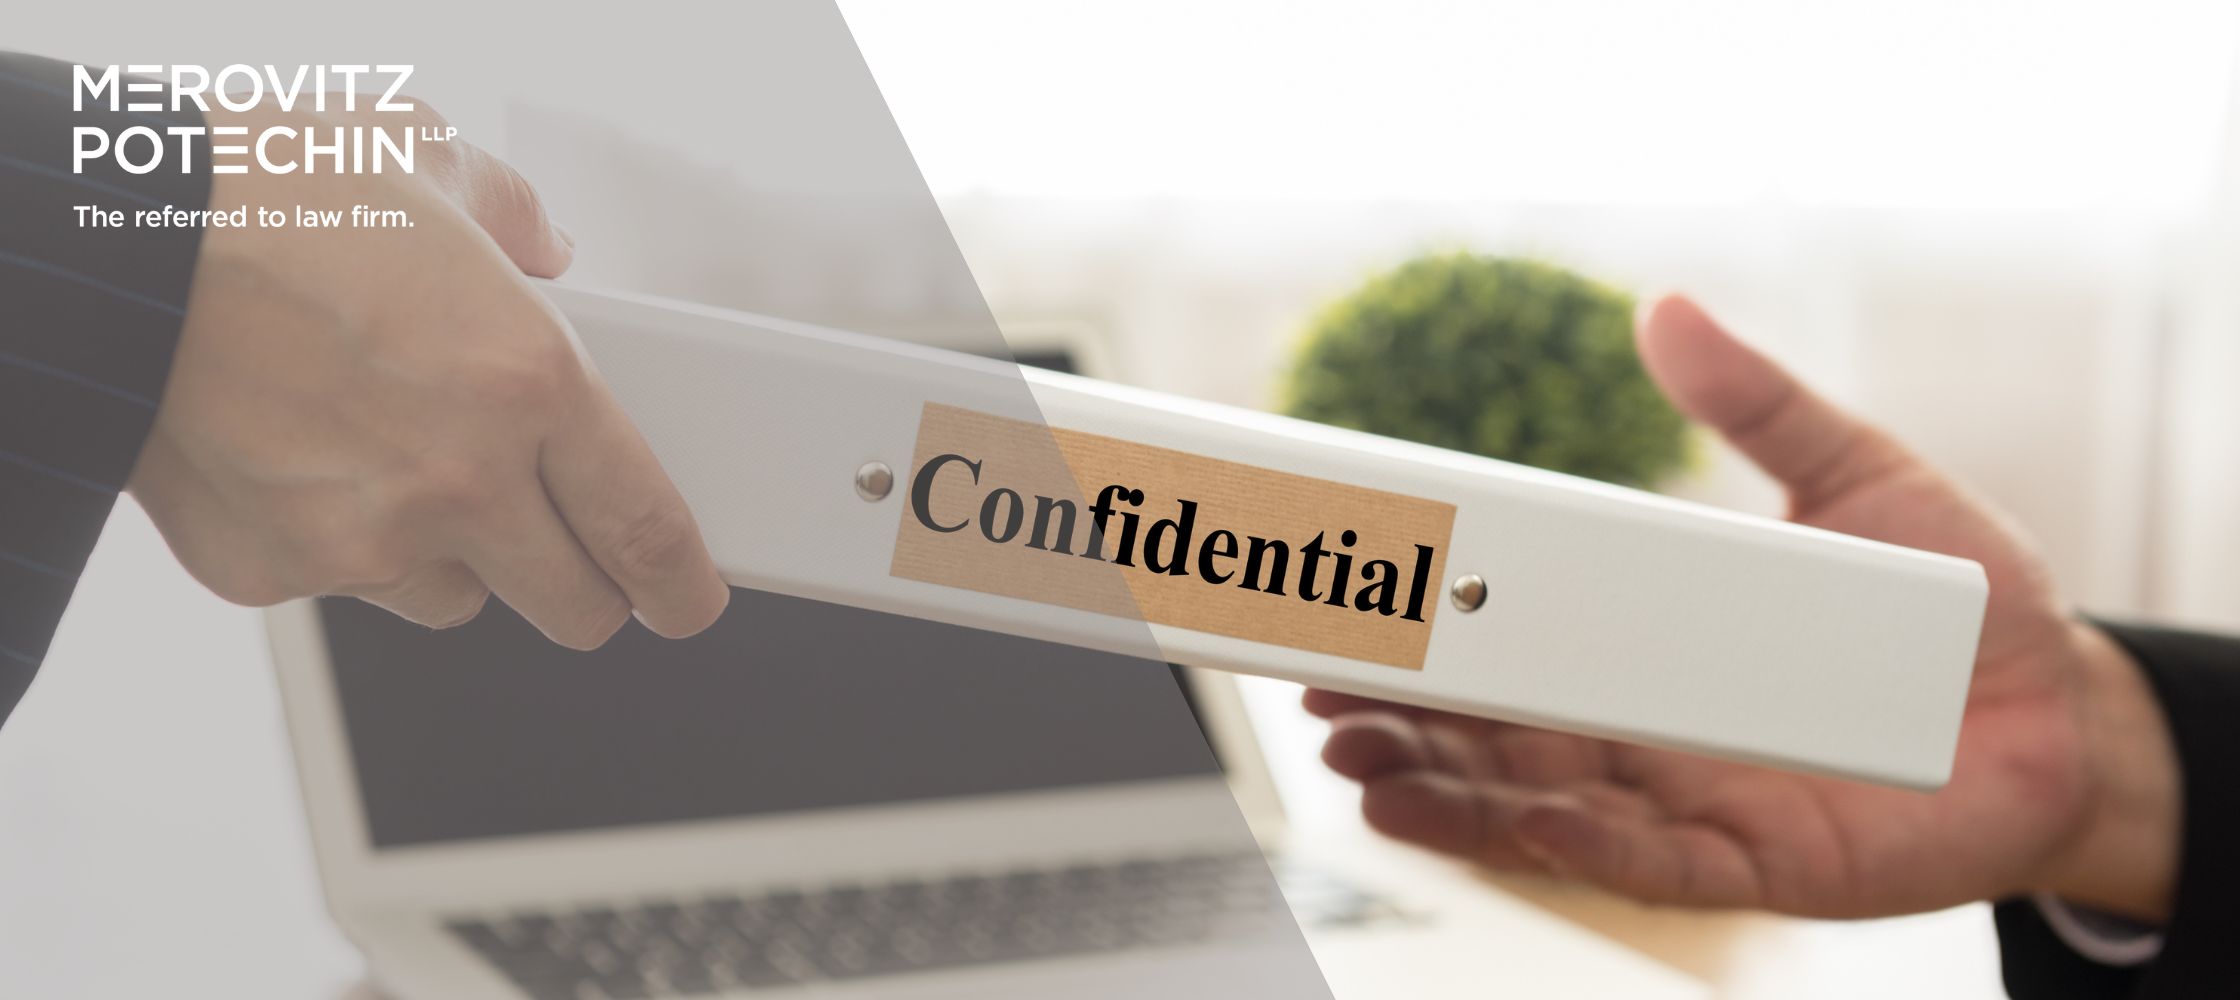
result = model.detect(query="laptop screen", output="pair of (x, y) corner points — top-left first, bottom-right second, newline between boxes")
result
(319, 589), (1221, 849)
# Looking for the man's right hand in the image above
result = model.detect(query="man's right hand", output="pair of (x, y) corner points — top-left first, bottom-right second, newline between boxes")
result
(1310, 295), (2184, 923)
(127, 100), (730, 648)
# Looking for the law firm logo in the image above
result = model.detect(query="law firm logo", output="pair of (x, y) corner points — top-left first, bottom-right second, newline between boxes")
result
(891, 404), (1457, 669)
(71, 64), (443, 176)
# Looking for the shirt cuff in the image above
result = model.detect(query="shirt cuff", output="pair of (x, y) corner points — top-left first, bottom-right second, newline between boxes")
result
(2033, 893), (2164, 967)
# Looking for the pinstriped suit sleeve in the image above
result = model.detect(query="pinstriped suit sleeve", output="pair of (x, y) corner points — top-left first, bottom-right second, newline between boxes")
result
(0, 53), (210, 727)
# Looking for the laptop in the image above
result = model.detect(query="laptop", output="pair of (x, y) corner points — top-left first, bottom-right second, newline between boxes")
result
(267, 585), (1708, 1000)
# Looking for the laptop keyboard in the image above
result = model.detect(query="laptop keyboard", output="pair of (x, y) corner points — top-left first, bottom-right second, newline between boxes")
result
(446, 850), (1343, 999)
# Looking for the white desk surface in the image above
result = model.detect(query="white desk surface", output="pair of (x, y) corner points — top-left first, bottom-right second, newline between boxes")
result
(0, 502), (2009, 999)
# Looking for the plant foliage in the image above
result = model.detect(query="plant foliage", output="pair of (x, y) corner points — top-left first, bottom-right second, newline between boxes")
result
(1285, 253), (1689, 488)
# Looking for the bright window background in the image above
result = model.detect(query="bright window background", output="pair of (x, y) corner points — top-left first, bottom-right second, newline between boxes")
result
(846, 0), (2238, 210)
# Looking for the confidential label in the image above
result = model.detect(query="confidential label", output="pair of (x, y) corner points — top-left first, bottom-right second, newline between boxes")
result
(890, 403), (1457, 669)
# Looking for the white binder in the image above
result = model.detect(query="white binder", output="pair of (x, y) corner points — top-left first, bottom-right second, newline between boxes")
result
(551, 283), (1986, 791)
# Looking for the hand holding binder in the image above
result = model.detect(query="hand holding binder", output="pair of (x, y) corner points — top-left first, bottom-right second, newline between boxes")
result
(122, 127), (731, 651)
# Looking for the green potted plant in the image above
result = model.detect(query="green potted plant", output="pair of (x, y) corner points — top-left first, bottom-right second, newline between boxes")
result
(1284, 253), (1689, 488)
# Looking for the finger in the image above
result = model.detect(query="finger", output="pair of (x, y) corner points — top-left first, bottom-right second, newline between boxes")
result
(461, 488), (633, 650)
(1310, 690), (1623, 787)
(1321, 714), (1441, 780)
(1635, 295), (1911, 512)
(539, 377), (729, 638)
(1359, 772), (1561, 873)
(451, 143), (575, 278)
(1513, 802), (1765, 908)
(345, 560), (490, 629)
(1467, 722), (1624, 787)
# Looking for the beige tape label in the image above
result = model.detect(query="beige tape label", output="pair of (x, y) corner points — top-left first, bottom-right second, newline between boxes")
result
(890, 403), (1456, 669)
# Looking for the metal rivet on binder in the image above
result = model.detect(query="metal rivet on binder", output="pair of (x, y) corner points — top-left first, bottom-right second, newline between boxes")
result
(1450, 574), (1486, 612)
(855, 462), (894, 502)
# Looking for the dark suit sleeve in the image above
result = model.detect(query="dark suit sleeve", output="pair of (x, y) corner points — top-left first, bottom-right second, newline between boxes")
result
(0, 53), (209, 727)
(1998, 622), (2240, 999)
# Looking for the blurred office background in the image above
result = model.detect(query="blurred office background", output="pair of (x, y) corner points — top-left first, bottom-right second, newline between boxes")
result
(7, 2), (2239, 998)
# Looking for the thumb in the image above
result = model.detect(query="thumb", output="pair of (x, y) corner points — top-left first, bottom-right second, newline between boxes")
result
(1635, 295), (1908, 513)
(451, 144), (576, 279)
